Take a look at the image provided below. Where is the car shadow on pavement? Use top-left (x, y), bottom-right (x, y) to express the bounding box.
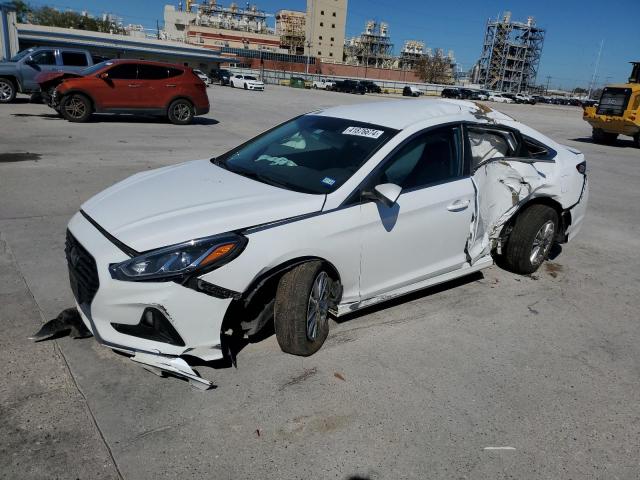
top-left (12, 112), bottom-right (61, 120)
top-left (570, 137), bottom-right (637, 148)
top-left (85, 115), bottom-right (220, 125)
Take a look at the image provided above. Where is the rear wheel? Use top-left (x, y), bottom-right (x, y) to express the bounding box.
top-left (274, 262), bottom-right (331, 356)
top-left (633, 133), bottom-right (640, 148)
top-left (0, 78), bottom-right (16, 103)
top-left (592, 128), bottom-right (618, 145)
top-left (167, 99), bottom-right (194, 125)
top-left (502, 204), bottom-right (558, 274)
top-left (60, 93), bottom-right (92, 122)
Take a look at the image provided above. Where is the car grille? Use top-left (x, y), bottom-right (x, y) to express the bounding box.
top-left (65, 230), bottom-right (99, 310)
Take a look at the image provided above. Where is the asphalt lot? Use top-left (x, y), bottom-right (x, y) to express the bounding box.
top-left (1, 85), bottom-right (639, 479)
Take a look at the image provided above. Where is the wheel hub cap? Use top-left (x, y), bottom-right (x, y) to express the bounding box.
top-left (64, 97), bottom-right (86, 118)
top-left (173, 103), bottom-right (191, 121)
top-left (306, 272), bottom-right (330, 341)
top-left (530, 220), bottom-right (555, 266)
top-left (0, 82), bottom-right (11, 100)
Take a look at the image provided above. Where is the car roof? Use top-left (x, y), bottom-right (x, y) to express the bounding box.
top-left (104, 59), bottom-right (186, 68)
top-left (316, 99), bottom-right (493, 130)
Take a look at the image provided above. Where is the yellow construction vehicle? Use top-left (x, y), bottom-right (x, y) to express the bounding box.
top-left (583, 62), bottom-right (640, 148)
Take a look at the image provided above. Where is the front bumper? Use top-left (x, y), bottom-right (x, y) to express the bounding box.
top-left (248, 84), bottom-right (265, 91)
top-left (67, 212), bottom-right (231, 362)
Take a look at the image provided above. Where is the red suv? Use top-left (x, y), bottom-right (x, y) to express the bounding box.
top-left (43, 59), bottom-right (209, 124)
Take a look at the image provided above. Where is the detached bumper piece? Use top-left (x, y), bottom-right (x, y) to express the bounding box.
top-left (132, 352), bottom-right (214, 391)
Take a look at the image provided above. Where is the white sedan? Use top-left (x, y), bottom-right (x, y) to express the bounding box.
top-left (230, 74), bottom-right (265, 91)
top-left (64, 99), bottom-right (588, 388)
top-left (489, 93), bottom-right (515, 103)
top-left (192, 69), bottom-right (211, 86)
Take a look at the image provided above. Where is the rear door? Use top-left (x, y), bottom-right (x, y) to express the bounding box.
top-left (137, 64), bottom-right (173, 109)
top-left (59, 51), bottom-right (90, 73)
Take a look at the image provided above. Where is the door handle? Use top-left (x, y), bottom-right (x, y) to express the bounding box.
top-left (165, 84), bottom-right (177, 87)
top-left (447, 200), bottom-right (470, 212)
top-left (127, 84), bottom-right (141, 88)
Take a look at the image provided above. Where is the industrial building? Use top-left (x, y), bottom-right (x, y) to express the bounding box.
top-left (275, 10), bottom-right (305, 55)
top-left (344, 20), bottom-right (394, 68)
top-left (304, 0), bottom-right (348, 62)
top-left (476, 11), bottom-right (545, 93)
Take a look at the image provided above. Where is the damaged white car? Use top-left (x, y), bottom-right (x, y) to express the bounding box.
top-left (64, 99), bottom-right (587, 388)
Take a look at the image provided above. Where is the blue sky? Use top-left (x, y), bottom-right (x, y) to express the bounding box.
top-left (28, 0), bottom-right (640, 89)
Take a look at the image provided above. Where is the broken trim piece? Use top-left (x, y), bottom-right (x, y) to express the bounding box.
top-left (132, 352), bottom-right (214, 390)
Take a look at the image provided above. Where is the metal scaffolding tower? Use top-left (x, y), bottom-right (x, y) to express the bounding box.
top-left (275, 10), bottom-right (305, 55)
top-left (478, 12), bottom-right (545, 92)
top-left (344, 21), bottom-right (394, 68)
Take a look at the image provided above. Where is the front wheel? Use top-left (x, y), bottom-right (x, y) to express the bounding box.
top-left (502, 204), bottom-right (558, 274)
top-left (633, 133), bottom-right (640, 149)
top-left (244, 83), bottom-right (248, 90)
top-left (60, 93), bottom-right (92, 122)
top-left (0, 78), bottom-right (16, 103)
top-left (274, 262), bottom-right (331, 356)
top-left (167, 99), bottom-right (194, 125)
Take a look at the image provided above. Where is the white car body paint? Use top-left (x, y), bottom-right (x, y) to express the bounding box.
top-left (66, 99), bottom-right (588, 386)
top-left (489, 94), bottom-right (514, 103)
top-left (313, 79), bottom-right (336, 90)
top-left (230, 74), bottom-right (265, 91)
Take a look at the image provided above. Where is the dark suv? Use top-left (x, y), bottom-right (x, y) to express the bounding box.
top-left (333, 79), bottom-right (366, 94)
top-left (359, 80), bottom-right (382, 94)
top-left (440, 88), bottom-right (460, 99)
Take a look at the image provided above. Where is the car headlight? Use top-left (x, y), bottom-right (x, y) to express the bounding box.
top-left (109, 233), bottom-right (247, 282)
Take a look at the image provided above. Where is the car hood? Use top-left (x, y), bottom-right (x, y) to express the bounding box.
top-left (36, 71), bottom-right (83, 88)
top-left (0, 62), bottom-right (17, 73)
top-left (246, 80), bottom-right (264, 85)
top-left (82, 159), bottom-right (325, 252)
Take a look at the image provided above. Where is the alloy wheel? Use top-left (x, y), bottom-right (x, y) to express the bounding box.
top-left (64, 96), bottom-right (86, 119)
top-left (306, 272), bottom-right (330, 341)
top-left (530, 220), bottom-right (555, 266)
top-left (0, 81), bottom-right (13, 101)
top-left (172, 102), bottom-right (191, 122)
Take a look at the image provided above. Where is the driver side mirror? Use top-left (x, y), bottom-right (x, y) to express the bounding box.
top-left (25, 57), bottom-right (36, 66)
top-left (99, 72), bottom-right (109, 80)
top-left (362, 183), bottom-right (402, 208)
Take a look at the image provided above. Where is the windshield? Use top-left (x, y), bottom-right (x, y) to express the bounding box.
top-left (80, 60), bottom-right (113, 76)
top-left (245, 75), bottom-right (257, 81)
top-left (9, 48), bottom-right (35, 62)
top-left (215, 115), bottom-right (397, 194)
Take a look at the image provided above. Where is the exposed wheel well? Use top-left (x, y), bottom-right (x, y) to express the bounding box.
top-left (221, 257), bottom-right (342, 338)
top-left (0, 75), bottom-right (19, 91)
top-left (500, 197), bottom-right (569, 246)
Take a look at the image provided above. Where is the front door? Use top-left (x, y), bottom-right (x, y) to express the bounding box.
top-left (21, 49), bottom-right (58, 91)
top-left (358, 125), bottom-right (475, 300)
top-left (97, 63), bottom-right (141, 109)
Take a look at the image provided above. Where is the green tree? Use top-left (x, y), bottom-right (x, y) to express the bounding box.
top-left (11, 2), bottom-right (125, 34)
top-left (10, 0), bottom-right (30, 23)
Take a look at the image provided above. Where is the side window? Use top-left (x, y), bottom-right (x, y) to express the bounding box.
top-left (30, 50), bottom-right (56, 65)
top-left (467, 128), bottom-right (515, 170)
top-left (107, 64), bottom-right (138, 79)
top-left (138, 64), bottom-right (169, 80)
top-left (167, 67), bottom-right (183, 78)
top-left (377, 126), bottom-right (463, 190)
top-left (61, 51), bottom-right (88, 67)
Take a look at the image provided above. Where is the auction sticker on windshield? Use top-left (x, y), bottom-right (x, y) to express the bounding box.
top-left (343, 126), bottom-right (384, 139)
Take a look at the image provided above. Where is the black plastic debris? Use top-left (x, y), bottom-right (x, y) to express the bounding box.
top-left (29, 308), bottom-right (92, 342)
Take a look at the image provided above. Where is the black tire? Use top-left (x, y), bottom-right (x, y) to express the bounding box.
top-left (592, 128), bottom-right (618, 145)
top-left (633, 133), bottom-right (640, 149)
top-left (274, 261), bottom-right (331, 356)
top-left (244, 83), bottom-right (248, 90)
top-left (60, 93), bottom-right (92, 122)
top-left (0, 78), bottom-right (16, 103)
top-left (502, 204), bottom-right (559, 274)
top-left (167, 99), bottom-right (194, 125)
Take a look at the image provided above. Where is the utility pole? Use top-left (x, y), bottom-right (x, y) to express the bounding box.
top-left (545, 75), bottom-right (551, 95)
top-left (305, 41), bottom-right (311, 75)
top-left (588, 39), bottom-right (604, 99)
